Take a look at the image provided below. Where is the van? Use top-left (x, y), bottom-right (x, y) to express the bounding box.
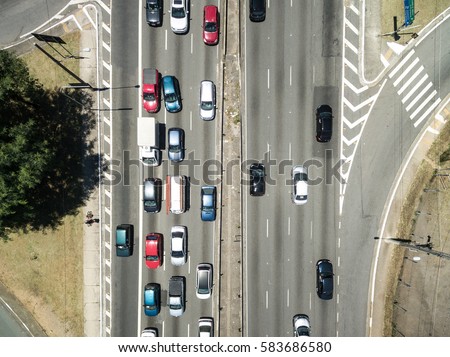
top-left (170, 175), bottom-right (186, 214)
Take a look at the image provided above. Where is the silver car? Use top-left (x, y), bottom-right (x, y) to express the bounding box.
top-left (199, 80), bottom-right (216, 120)
top-left (196, 263), bottom-right (213, 299)
top-left (170, 225), bottom-right (187, 266)
top-left (292, 165), bottom-right (308, 205)
top-left (168, 127), bottom-right (185, 162)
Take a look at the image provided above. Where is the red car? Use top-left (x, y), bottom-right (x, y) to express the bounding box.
top-left (142, 68), bottom-right (160, 113)
top-left (145, 233), bottom-right (163, 269)
top-left (202, 5), bottom-right (219, 45)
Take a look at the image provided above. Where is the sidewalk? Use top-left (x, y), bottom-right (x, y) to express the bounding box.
top-left (361, 1), bottom-right (450, 336)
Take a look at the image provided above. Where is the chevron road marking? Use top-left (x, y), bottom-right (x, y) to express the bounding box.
top-left (345, 17), bottom-right (359, 35)
top-left (344, 38), bottom-right (358, 54)
top-left (344, 58), bottom-right (358, 74)
top-left (342, 112), bottom-right (369, 129)
top-left (344, 78), bottom-right (368, 94)
top-left (343, 94), bottom-right (378, 112)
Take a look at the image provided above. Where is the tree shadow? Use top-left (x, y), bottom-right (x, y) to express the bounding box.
top-left (1, 87), bottom-right (103, 238)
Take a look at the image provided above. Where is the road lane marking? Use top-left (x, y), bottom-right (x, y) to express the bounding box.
top-left (165, 30), bottom-right (168, 50)
top-left (289, 142), bottom-right (292, 160)
top-left (266, 291), bottom-right (269, 309)
top-left (337, 256), bottom-right (340, 267)
top-left (162, 321), bottom-right (165, 337)
top-left (191, 33), bottom-right (193, 54)
top-left (187, 324), bottom-right (190, 337)
top-left (289, 65), bottom-right (292, 86)
top-left (309, 293), bottom-right (312, 310)
top-left (287, 289), bottom-right (290, 307)
top-left (266, 219), bottom-right (269, 238)
top-left (267, 69), bottom-right (270, 89)
top-left (337, 293), bottom-right (339, 304)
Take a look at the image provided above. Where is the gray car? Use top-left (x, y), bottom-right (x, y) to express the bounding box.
top-left (168, 127), bottom-right (185, 162)
top-left (145, 0), bottom-right (163, 27)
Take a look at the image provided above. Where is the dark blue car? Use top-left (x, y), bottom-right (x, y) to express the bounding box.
top-left (200, 186), bottom-right (216, 221)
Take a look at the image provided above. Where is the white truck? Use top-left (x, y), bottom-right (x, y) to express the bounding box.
top-left (168, 276), bottom-right (185, 317)
top-left (137, 117), bottom-right (161, 166)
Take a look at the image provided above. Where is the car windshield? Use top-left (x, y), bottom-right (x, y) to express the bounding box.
top-left (145, 200), bottom-right (156, 208)
top-left (166, 93), bottom-right (177, 102)
top-left (170, 144), bottom-right (181, 152)
top-left (143, 157), bottom-right (157, 165)
top-left (201, 101), bottom-right (213, 110)
top-left (144, 93), bottom-right (155, 101)
top-left (172, 8), bottom-right (185, 18)
top-left (149, 4), bottom-right (158, 12)
top-left (146, 255), bottom-right (158, 261)
top-left (205, 22), bottom-right (216, 32)
top-left (297, 327), bottom-right (310, 336)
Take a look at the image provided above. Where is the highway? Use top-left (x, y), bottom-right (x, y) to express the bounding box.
top-left (243, 1), bottom-right (342, 337)
top-left (110, 0), bottom-right (221, 337)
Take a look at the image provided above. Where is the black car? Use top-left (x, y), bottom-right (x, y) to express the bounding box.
top-left (249, 0), bottom-right (266, 22)
top-left (250, 163), bottom-right (265, 196)
top-left (316, 259), bottom-right (334, 300)
top-left (143, 178), bottom-right (162, 213)
top-left (316, 104), bottom-right (333, 142)
top-left (146, 0), bottom-right (163, 27)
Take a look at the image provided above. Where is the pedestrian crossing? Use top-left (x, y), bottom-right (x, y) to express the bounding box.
top-left (388, 50), bottom-right (441, 127)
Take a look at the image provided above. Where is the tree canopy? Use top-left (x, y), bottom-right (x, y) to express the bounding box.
top-left (0, 50), bottom-right (99, 239)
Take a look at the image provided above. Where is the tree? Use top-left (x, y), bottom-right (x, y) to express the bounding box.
top-left (0, 50), bottom-right (99, 239)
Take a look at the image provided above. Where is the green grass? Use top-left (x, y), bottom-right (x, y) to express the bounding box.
top-left (0, 30), bottom-right (84, 336)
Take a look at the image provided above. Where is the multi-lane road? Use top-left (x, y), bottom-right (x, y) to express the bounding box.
top-left (110, 0), bottom-right (220, 337)
top-left (244, 1), bottom-right (342, 337)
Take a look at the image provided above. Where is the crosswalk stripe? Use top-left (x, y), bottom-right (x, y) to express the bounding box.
top-left (398, 66), bottom-right (424, 94)
top-left (389, 50), bottom-right (415, 78)
top-left (410, 90), bottom-right (437, 119)
top-left (402, 75), bottom-right (428, 104)
top-left (414, 98), bottom-right (441, 127)
top-left (393, 57), bottom-right (419, 87)
top-left (406, 82), bottom-right (432, 111)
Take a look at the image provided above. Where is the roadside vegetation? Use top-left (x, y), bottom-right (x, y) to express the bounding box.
top-left (0, 31), bottom-right (94, 336)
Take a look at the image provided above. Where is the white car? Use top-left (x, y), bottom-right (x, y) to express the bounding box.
top-left (170, 225), bottom-right (187, 266)
top-left (292, 165), bottom-right (308, 205)
top-left (293, 314), bottom-right (311, 337)
top-left (198, 317), bottom-right (214, 337)
top-left (170, 0), bottom-right (189, 34)
top-left (199, 80), bottom-right (216, 120)
top-left (141, 327), bottom-right (158, 337)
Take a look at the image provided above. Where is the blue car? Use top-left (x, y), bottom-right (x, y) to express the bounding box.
top-left (144, 283), bottom-right (161, 316)
top-left (201, 186), bottom-right (216, 221)
top-left (162, 75), bottom-right (182, 113)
